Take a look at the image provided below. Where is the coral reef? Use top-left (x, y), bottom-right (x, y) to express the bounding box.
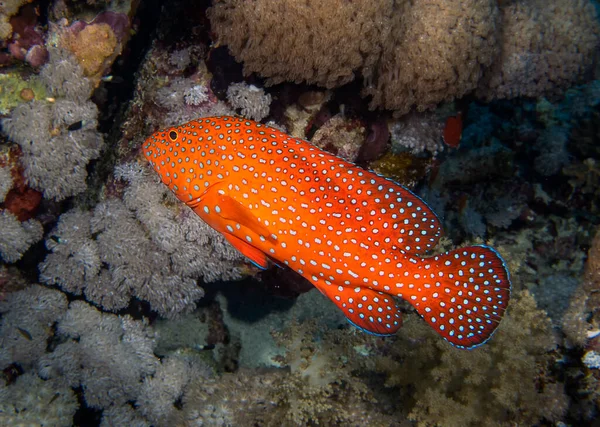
top-left (0, 372), bottom-right (79, 427)
top-left (1, 48), bottom-right (103, 200)
top-left (0, 0), bottom-right (32, 41)
top-left (378, 291), bottom-right (568, 427)
top-left (478, 0), bottom-right (600, 100)
top-left (226, 81), bottom-right (272, 121)
top-left (365, 0), bottom-right (499, 115)
top-left (209, 0), bottom-right (391, 88)
top-left (310, 114), bottom-right (366, 162)
top-left (0, 0), bottom-right (598, 425)
top-left (0, 210), bottom-right (43, 263)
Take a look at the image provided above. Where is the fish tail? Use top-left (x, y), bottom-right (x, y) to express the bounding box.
top-left (401, 245), bottom-right (511, 348)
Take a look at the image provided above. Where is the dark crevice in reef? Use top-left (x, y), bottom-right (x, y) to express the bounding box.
top-left (84, 0), bottom-right (164, 207)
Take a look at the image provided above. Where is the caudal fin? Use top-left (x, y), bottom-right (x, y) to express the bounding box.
top-left (403, 245), bottom-right (511, 349)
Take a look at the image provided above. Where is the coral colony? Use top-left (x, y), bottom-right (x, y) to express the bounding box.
top-left (0, 0), bottom-right (599, 426)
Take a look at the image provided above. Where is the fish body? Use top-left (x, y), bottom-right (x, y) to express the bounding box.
top-left (443, 112), bottom-right (463, 148)
top-left (144, 116), bottom-right (511, 348)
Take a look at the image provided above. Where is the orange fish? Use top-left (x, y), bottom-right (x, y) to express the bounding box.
top-left (443, 112), bottom-right (463, 148)
top-left (143, 116), bottom-right (511, 348)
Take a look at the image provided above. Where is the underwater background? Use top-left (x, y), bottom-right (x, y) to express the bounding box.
top-left (0, 0), bottom-right (599, 425)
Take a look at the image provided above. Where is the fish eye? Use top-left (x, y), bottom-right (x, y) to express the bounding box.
top-left (169, 130), bottom-right (178, 141)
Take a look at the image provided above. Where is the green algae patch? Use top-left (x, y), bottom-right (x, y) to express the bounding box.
top-left (0, 72), bottom-right (48, 115)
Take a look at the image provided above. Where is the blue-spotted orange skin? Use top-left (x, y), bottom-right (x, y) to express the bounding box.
top-left (143, 116), bottom-right (511, 348)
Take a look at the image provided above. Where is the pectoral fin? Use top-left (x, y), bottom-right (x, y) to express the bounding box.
top-left (222, 232), bottom-right (269, 269)
top-left (189, 183), bottom-right (276, 244)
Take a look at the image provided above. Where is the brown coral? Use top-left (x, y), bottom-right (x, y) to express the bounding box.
top-left (0, 0), bottom-right (32, 41)
top-left (62, 22), bottom-right (117, 78)
top-left (208, 0), bottom-right (393, 88)
top-left (478, 0), bottom-right (600, 100)
top-left (563, 227), bottom-right (600, 346)
top-left (174, 321), bottom-right (400, 426)
top-left (210, 0), bottom-right (600, 115)
top-left (377, 291), bottom-right (568, 427)
top-left (364, 0), bottom-right (499, 115)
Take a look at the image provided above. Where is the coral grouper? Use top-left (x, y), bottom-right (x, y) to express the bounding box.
top-left (144, 116), bottom-right (511, 348)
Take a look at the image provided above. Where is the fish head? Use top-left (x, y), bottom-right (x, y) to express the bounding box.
top-left (142, 124), bottom-right (207, 202)
top-left (143, 126), bottom-right (179, 186)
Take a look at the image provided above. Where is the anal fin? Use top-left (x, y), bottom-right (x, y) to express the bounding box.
top-left (308, 277), bottom-right (402, 336)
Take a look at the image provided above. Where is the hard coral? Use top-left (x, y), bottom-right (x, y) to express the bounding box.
top-left (209, 0), bottom-right (392, 88)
